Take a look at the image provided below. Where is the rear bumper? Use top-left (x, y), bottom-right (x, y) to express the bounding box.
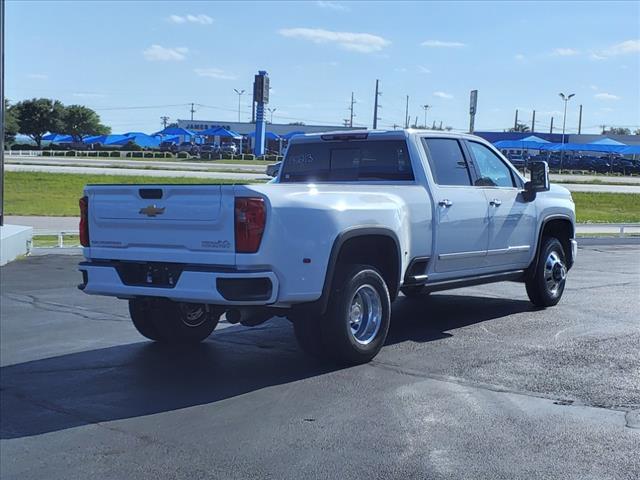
top-left (78, 261), bottom-right (279, 305)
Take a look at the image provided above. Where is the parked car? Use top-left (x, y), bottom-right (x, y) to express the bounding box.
top-left (78, 130), bottom-right (576, 365)
top-left (220, 142), bottom-right (237, 155)
top-left (159, 141), bottom-right (175, 152)
top-left (172, 142), bottom-right (200, 155)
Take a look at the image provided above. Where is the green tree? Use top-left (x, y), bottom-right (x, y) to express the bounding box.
top-left (62, 105), bottom-right (111, 142)
top-left (634, 129), bottom-right (640, 135)
top-left (14, 98), bottom-right (65, 148)
top-left (604, 127), bottom-right (631, 135)
top-left (62, 105), bottom-right (110, 142)
top-left (508, 122), bottom-right (531, 133)
top-left (4, 99), bottom-right (19, 144)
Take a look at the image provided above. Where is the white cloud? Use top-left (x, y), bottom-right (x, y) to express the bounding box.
top-left (514, 53), bottom-right (525, 61)
top-left (278, 28), bottom-right (390, 53)
top-left (72, 92), bottom-right (106, 98)
top-left (601, 39), bottom-right (640, 56)
top-left (433, 91), bottom-right (453, 99)
top-left (590, 85), bottom-right (598, 91)
top-left (600, 107), bottom-right (614, 112)
top-left (421, 40), bottom-right (466, 48)
top-left (590, 53), bottom-right (606, 61)
top-left (594, 93), bottom-right (620, 101)
top-left (418, 65), bottom-right (431, 74)
top-left (395, 67), bottom-right (408, 73)
top-left (143, 45), bottom-right (188, 61)
top-left (168, 14), bottom-right (213, 25)
top-left (552, 48), bottom-right (579, 56)
top-left (316, 1), bottom-right (349, 11)
top-left (27, 73), bottom-right (48, 79)
top-left (194, 68), bottom-right (236, 80)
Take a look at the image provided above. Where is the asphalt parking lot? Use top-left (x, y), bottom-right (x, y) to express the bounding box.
top-left (1, 245), bottom-right (639, 479)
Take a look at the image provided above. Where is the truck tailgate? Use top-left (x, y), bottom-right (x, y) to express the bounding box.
top-left (85, 184), bottom-right (236, 265)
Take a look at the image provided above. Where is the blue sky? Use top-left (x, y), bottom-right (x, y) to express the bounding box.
top-left (6, 0), bottom-right (640, 134)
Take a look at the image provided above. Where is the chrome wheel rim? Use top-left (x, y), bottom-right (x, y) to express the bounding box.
top-left (180, 304), bottom-right (207, 328)
top-left (544, 251), bottom-right (566, 297)
top-left (348, 284), bottom-right (382, 345)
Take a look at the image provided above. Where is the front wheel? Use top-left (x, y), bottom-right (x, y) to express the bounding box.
top-left (526, 237), bottom-right (567, 307)
top-left (322, 265), bottom-right (391, 365)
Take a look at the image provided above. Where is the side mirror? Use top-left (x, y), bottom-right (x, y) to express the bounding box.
top-left (524, 161), bottom-right (550, 201)
top-left (266, 161), bottom-right (282, 178)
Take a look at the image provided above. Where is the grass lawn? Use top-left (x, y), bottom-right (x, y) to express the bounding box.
top-left (4, 172), bottom-right (640, 223)
top-left (4, 172), bottom-right (259, 216)
top-left (572, 192), bottom-right (640, 223)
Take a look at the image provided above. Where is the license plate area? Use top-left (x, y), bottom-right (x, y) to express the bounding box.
top-left (115, 262), bottom-right (184, 288)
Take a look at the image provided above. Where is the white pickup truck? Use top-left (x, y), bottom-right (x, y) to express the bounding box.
top-left (78, 130), bottom-right (577, 364)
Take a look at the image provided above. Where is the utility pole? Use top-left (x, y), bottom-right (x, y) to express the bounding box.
top-left (160, 116), bottom-right (169, 128)
top-left (422, 104), bottom-right (431, 129)
top-left (550, 117), bottom-right (554, 133)
top-left (404, 95), bottom-right (409, 129)
top-left (531, 110), bottom-right (536, 133)
top-left (439, 120), bottom-right (443, 130)
top-left (190, 102), bottom-right (196, 121)
top-left (349, 92), bottom-right (356, 128)
top-left (514, 109), bottom-right (519, 129)
top-left (234, 88), bottom-right (245, 123)
top-left (578, 104), bottom-right (583, 134)
top-left (373, 79), bottom-right (381, 129)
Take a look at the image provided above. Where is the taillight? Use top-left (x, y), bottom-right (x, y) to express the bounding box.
top-left (235, 197), bottom-right (266, 253)
top-left (79, 196), bottom-right (90, 247)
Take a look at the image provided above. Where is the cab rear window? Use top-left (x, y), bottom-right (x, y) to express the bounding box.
top-left (280, 140), bottom-right (413, 182)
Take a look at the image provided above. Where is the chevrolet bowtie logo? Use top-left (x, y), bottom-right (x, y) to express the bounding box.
top-left (139, 205), bottom-right (166, 217)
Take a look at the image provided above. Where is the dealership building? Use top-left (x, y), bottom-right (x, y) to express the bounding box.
top-left (176, 119), bottom-right (355, 137)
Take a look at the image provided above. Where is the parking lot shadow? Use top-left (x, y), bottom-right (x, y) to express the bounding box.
top-left (1, 293), bottom-right (532, 440)
top-left (386, 293), bottom-right (533, 345)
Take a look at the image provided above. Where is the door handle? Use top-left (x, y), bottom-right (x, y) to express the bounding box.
top-left (439, 199), bottom-right (453, 207)
top-left (489, 199), bottom-right (502, 207)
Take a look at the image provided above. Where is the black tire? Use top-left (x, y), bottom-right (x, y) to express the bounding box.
top-left (292, 315), bottom-right (327, 359)
top-left (400, 285), bottom-right (430, 298)
top-left (129, 298), bottom-right (163, 341)
top-left (526, 237), bottom-right (567, 307)
top-left (322, 264), bottom-right (391, 365)
top-left (128, 298), bottom-right (221, 343)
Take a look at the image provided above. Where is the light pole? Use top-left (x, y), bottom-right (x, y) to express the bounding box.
top-left (267, 107), bottom-right (277, 124)
top-left (422, 104), bottom-right (431, 129)
top-left (234, 88), bottom-right (245, 122)
top-left (559, 92), bottom-right (575, 173)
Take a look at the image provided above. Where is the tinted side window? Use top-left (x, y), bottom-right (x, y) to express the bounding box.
top-left (467, 142), bottom-right (515, 187)
top-left (281, 140), bottom-right (413, 182)
top-left (422, 138), bottom-right (471, 186)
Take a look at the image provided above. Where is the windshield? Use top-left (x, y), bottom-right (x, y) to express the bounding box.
top-left (280, 140), bottom-right (413, 182)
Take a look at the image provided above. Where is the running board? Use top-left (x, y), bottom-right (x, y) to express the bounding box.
top-left (422, 270), bottom-right (525, 293)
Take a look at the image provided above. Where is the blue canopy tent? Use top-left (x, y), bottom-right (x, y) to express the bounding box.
top-left (42, 133), bottom-right (74, 143)
top-left (620, 145), bottom-right (640, 155)
top-left (154, 126), bottom-right (195, 137)
top-left (199, 127), bottom-right (242, 139)
top-left (494, 135), bottom-right (550, 150)
top-left (83, 134), bottom-right (130, 145)
top-left (590, 137), bottom-right (626, 146)
top-left (553, 143), bottom-right (626, 153)
top-left (109, 133), bottom-right (161, 148)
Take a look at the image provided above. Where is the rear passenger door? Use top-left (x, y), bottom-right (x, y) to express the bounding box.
top-left (465, 140), bottom-right (536, 269)
top-left (422, 138), bottom-right (489, 275)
